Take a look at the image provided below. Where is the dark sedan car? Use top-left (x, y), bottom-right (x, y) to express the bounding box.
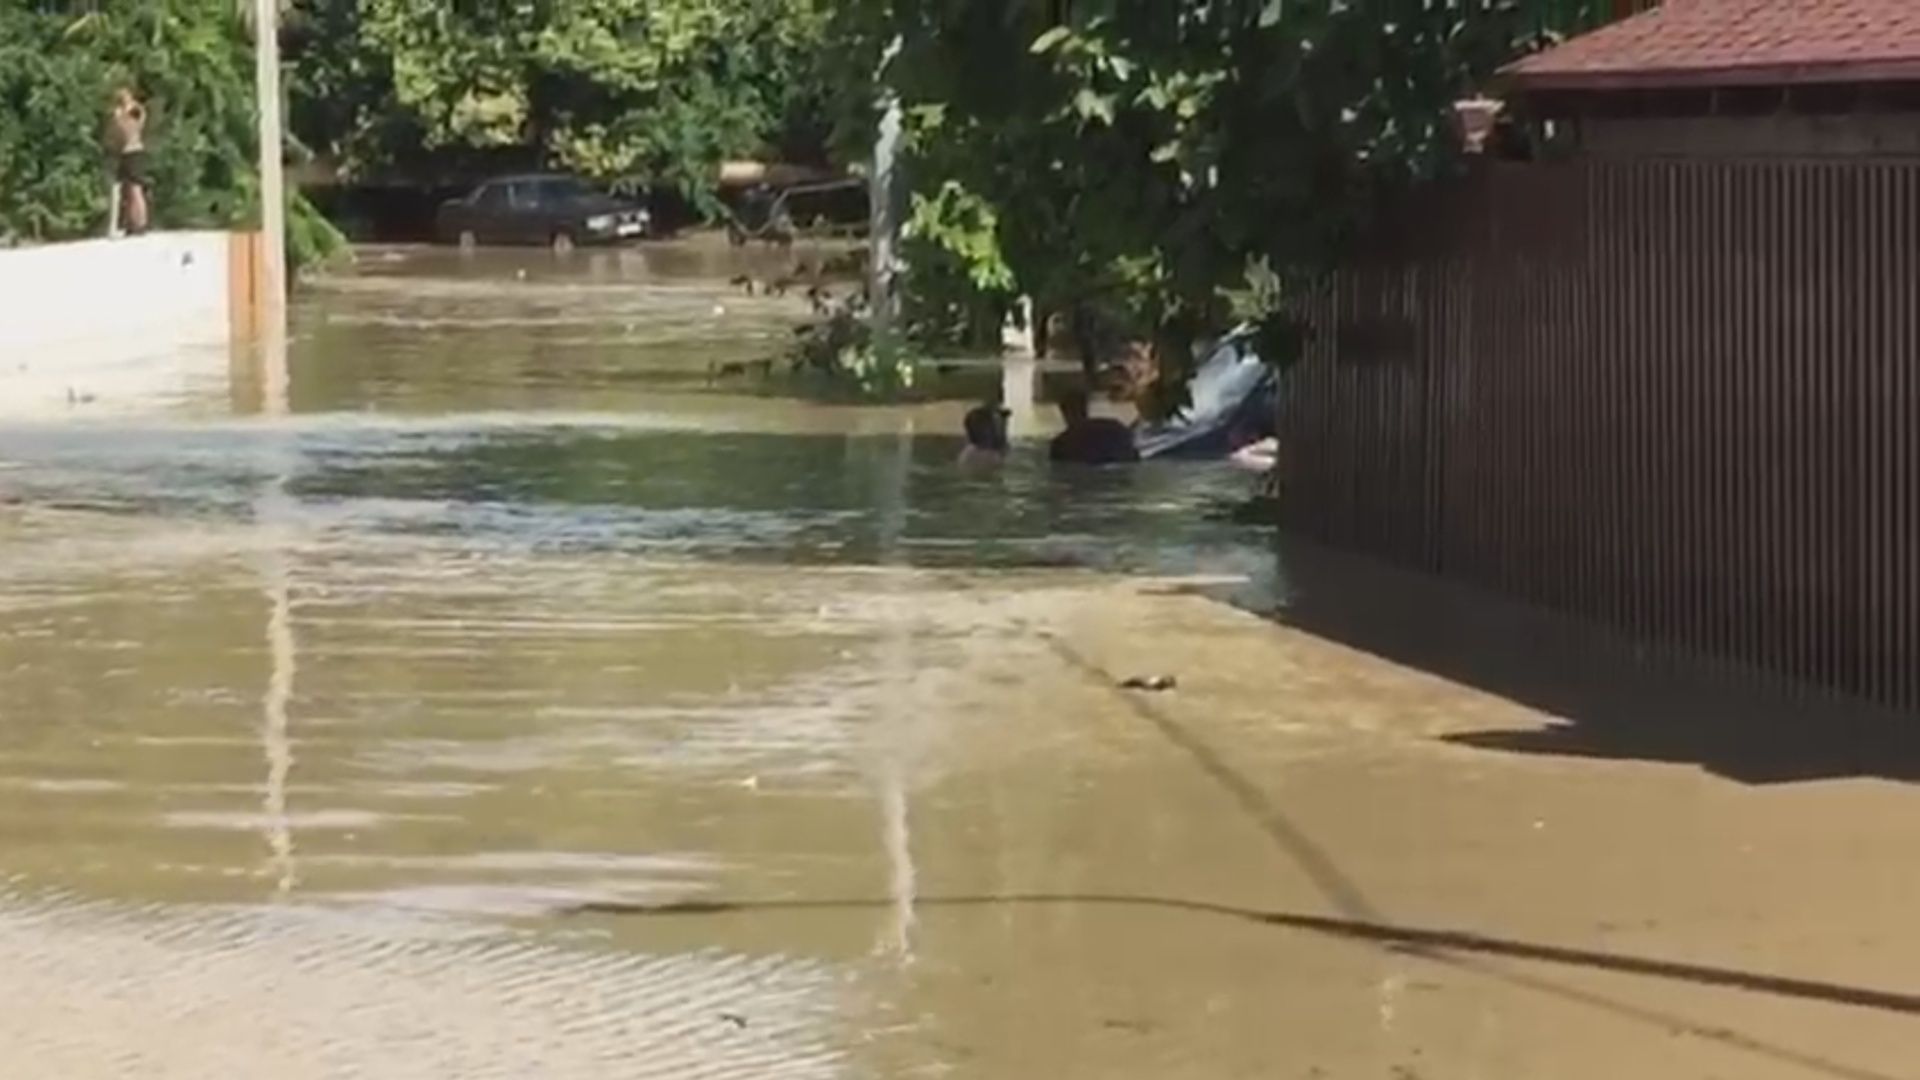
top-left (435, 174), bottom-right (652, 252)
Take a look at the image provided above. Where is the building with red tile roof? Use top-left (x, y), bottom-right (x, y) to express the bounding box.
top-left (1498, 0), bottom-right (1920, 160)
top-left (1279, 3), bottom-right (1920, 713)
top-left (1505, 0), bottom-right (1920, 91)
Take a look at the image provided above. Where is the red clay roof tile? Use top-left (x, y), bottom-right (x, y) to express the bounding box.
top-left (1504, 0), bottom-right (1920, 90)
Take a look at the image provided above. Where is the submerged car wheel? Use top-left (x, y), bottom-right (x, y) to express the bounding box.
top-left (457, 229), bottom-right (478, 251)
top-left (550, 229), bottom-right (576, 255)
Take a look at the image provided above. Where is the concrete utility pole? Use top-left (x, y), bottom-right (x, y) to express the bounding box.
top-left (253, 0), bottom-right (288, 342)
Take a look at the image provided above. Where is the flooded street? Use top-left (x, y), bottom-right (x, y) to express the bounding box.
top-left (4, 241), bottom-right (1919, 1079)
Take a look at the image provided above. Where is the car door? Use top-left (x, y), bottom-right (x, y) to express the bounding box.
top-left (537, 178), bottom-right (589, 238)
top-left (469, 182), bottom-right (513, 244)
top-left (506, 180), bottom-right (550, 244)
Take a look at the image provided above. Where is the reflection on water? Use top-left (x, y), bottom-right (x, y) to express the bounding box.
top-left (871, 421), bottom-right (919, 962)
top-left (258, 533), bottom-right (296, 897)
top-left (0, 241), bottom-right (1285, 1078)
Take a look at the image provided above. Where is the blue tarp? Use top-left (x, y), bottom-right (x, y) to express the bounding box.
top-left (1133, 328), bottom-right (1276, 460)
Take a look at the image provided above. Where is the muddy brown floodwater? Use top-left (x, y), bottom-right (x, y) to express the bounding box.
top-left (3, 240), bottom-right (1919, 1080)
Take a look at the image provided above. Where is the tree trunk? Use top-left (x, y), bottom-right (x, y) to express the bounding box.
top-left (1068, 302), bottom-right (1102, 382)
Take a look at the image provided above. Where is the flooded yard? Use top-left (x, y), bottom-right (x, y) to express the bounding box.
top-left (2, 241), bottom-right (1917, 1079)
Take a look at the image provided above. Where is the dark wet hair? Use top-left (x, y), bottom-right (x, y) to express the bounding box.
top-left (963, 404), bottom-right (1009, 450)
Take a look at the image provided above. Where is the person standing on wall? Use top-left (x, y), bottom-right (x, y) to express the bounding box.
top-left (107, 86), bottom-right (149, 236)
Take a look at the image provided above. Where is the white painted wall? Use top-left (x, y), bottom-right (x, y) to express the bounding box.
top-left (0, 232), bottom-right (234, 419)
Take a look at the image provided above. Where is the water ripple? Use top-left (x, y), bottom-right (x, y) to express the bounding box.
top-left (0, 884), bottom-right (851, 1079)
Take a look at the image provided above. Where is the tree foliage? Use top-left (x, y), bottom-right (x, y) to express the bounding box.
top-left (826, 0), bottom-right (1565, 408)
top-left (287, 0), bottom-right (834, 203)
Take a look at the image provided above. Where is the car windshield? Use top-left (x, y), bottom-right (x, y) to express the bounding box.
top-left (538, 178), bottom-right (598, 204)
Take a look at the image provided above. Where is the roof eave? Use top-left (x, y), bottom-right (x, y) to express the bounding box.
top-left (1503, 58), bottom-right (1920, 95)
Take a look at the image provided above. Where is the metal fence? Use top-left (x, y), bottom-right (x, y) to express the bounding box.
top-left (1281, 158), bottom-right (1920, 711)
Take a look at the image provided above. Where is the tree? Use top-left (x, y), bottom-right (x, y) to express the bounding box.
top-left (825, 0), bottom-right (1567, 412)
top-left (286, 0), bottom-right (834, 205)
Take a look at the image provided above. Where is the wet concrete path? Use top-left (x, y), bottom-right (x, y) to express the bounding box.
top-left (2, 242), bottom-right (1917, 1078)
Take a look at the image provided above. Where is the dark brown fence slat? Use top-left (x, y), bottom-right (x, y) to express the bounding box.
top-left (1893, 160), bottom-right (1912, 710)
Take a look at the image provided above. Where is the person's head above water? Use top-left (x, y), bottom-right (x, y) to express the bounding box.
top-left (1056, 387), bottom-right (1091, 426)
top-left (963, 403), bottom-right (1011, 452)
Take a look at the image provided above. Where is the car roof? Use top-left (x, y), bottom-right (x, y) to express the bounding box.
top-left (478, 173), bottom-right (588, 186)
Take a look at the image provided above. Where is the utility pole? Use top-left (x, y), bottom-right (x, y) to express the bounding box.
top-left (868, 36), bottom-right (904, 362)
top-left (253, 0), bottom-right (287, 345)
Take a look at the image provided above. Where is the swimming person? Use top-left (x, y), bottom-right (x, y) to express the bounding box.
top-left (1048, 388), bottom-right (1139, 465)
top-left (1230, 436), bottom-right (1279, 472)
top-left (959, 402), bottom-right (1011, 469)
